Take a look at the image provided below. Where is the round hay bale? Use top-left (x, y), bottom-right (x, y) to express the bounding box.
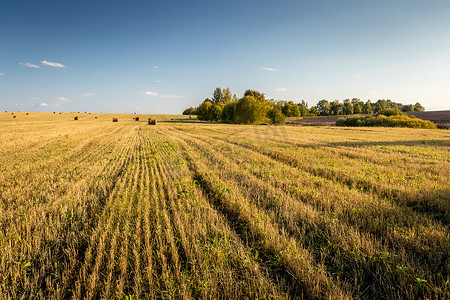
top-left (74, 116), bottom-right (79, 120)
top-left (13, 116), bottom-right (16, 118)
top-left (135, 117), bottom-right (140, 121)
top-left (112, 118), bottom-right (118, 122)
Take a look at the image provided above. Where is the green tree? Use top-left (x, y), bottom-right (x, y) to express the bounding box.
top-left (235, 95), bottom-right (270, 124)
top-left (298, 100), bottom-right (309, 116)
top-left (182, 107), bottom-right (197, 115)
top-left (414, 102), bottom-right (425, 112)
top-left (330, 100), bottom-right (343, 115)
top-left (316, 99), bottom-right (331, 116)
top-left (268, 107), bottom-right (285, 124)
top-left (212, 88), bottom-right (223, 104)
top-left (209, 103), bottom-right (224, 121)
top-left (196, 99), bottom-right (213, 120)
top-left (309, 106), bottom-right (318, 116)
top-left (343, 99), bottom-right (354, 115)
top-left (363, 100), bottom-right (373, 114)
top-left (221, 101), bottom-right (237, 123)
top-left (402, 104), bottom-right (414, 112)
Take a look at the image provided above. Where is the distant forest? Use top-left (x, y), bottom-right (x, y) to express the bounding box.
top-left (183, 87), bottom-right (425, 124)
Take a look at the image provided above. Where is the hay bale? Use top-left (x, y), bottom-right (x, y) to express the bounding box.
top-left (135, 117), bottom-right (140, 121)
top-left (148, 118), bottom-right (157, 125)
top-left (112, 118), bottom-right (118, 122)
top-left (95, 116), bottom-right (98, 119)
top-left (26, 113), bottom-right (29, 115)
top-left (74, 116), bottom-right (79, 120)
top-left (13, 116), bottom-right (16, 118)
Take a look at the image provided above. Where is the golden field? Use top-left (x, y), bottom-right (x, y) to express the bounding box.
top-left (0, 112), bottom-right (449, 299)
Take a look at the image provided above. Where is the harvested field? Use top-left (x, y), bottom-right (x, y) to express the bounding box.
top-left (0, 113), bottom-right (449, 299)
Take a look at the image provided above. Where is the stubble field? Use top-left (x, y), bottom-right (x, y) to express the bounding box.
top-left (0, 112), bottom-right (449, 299)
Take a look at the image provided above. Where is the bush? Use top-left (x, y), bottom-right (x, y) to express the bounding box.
top-left (378, 108), bottom-right (404, 117)
top-left (337, 114), bottom-right (437, 129)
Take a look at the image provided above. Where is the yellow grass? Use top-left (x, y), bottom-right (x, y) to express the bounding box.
top-left (0, 112), bottom-right (449, 299)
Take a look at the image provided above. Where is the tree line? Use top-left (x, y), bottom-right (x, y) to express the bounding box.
top-left (183, 87), bottom-right (425, 124)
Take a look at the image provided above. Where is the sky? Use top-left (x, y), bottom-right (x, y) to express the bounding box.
top-left (1, 0), bottom-right (450, 113)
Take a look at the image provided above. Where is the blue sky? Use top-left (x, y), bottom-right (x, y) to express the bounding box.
top-left (1, 0), bottom-right (449, 113)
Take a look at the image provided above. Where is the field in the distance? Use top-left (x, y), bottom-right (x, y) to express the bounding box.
top-left (0, 112), bottom-right (449, 299)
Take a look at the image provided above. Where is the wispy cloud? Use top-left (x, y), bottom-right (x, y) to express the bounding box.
top-left (355, 75), bottom-right (361, 79)
top-left (56, 97), bottom-right (71, 103)
top-left (81, 93), bottom-right (94, 97)
top-left (31, 97), bottom-right (39, 100)
top-left (0, 73), bottom-right (4, 76)
top-left (261, 67), bottom-right (279, 72)
top-left (143, 91), bottom-right (159, 96)
top-left (20, 62), bottom-right (40, 68)
top-left (39, 103), bottom-right (48, 107)
top-left (154, 80), bottom-right (161, 83)
top-left (41, 60), bottom-right (66, 68)
top-left (275, 88), bottom-right (287, 92)
top-left (154, 66), bottom-right (159, 69)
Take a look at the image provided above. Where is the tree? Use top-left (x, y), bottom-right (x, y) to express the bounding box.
top-left (298, 100), bottom-right (309, 116)
top-left (282, 101), bottom-right (300, 117)
top-left (316, 100), bottom-right (331, 116)
top-left (221, 101), bottom-right (237, 123)
top-left (244, 89), bottom-right (265, 101)
top-left (268, 107), bottom-right (285, 124)
top-left (343, 99), bottom-right (354, 115)
top-left (212, 88), bottom-right (223, 104)
top-left (330, 100), bottom-right (343, 115)
top-left (402, 104), bottom-right (414, 112)
top-left (309, 106), bottom-right (318, 116)
top-left (182, 107), bottom-right (197, 115)
top-left (414, 102), bottom-right (425, 112)
top-left (235, 95), bottom-right (270, 124)
top-left (373, 100), bottom-right (387, 113)
top-left (351, 98), bottom-right (362, 114)
top-left (196, 99), bottom-right (213, 120)
top-left (363, 100), bottom-right (373, 114)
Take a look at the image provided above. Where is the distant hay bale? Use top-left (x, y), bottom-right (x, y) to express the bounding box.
top-left (53, 112), bottom-right (56, 114)
top-left (26, 113), bottom-right (29, 115)
top-left (74, 116), bottom-right (79, 120)
top-left (135, 117), bottom-right (140, 121)
top-left (148, 118), bottom-right (157, 125)
top-left (13, 116), bottom-right (16, 118)
top-left (113, 118), bottom-right (118, 122)
top-left (95, 116), bottom-right (97, 119)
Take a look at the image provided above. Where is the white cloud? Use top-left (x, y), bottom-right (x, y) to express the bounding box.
top-left (370, 91), bottom-right (377, 95)
top-left (0, 73), bottom-right (4, 76)
top-left (56, 97), bottom-right (71, 103)
top-left (20, 62), bottom-right (40, 68)
top-left (355, 75), bottom-right (361, 79)
top-left (41, 60), bottom-right (66, 68)
top-left (143, 91), bottom-right (159, 96)
top-left (39, 103), bottom-right (48, 106)
top-left (154, 66), bottom-right (159, 69)
top-left (81, 93), bottom-right (94, 97)
top-left (275, 88), bottom-right (287, 92)
top-left (261, 67), bottom-right (279, 72)
top-left (154, 80), bottom-right (161, 83)
top-left (31, 97), bottom-right (39, 100)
